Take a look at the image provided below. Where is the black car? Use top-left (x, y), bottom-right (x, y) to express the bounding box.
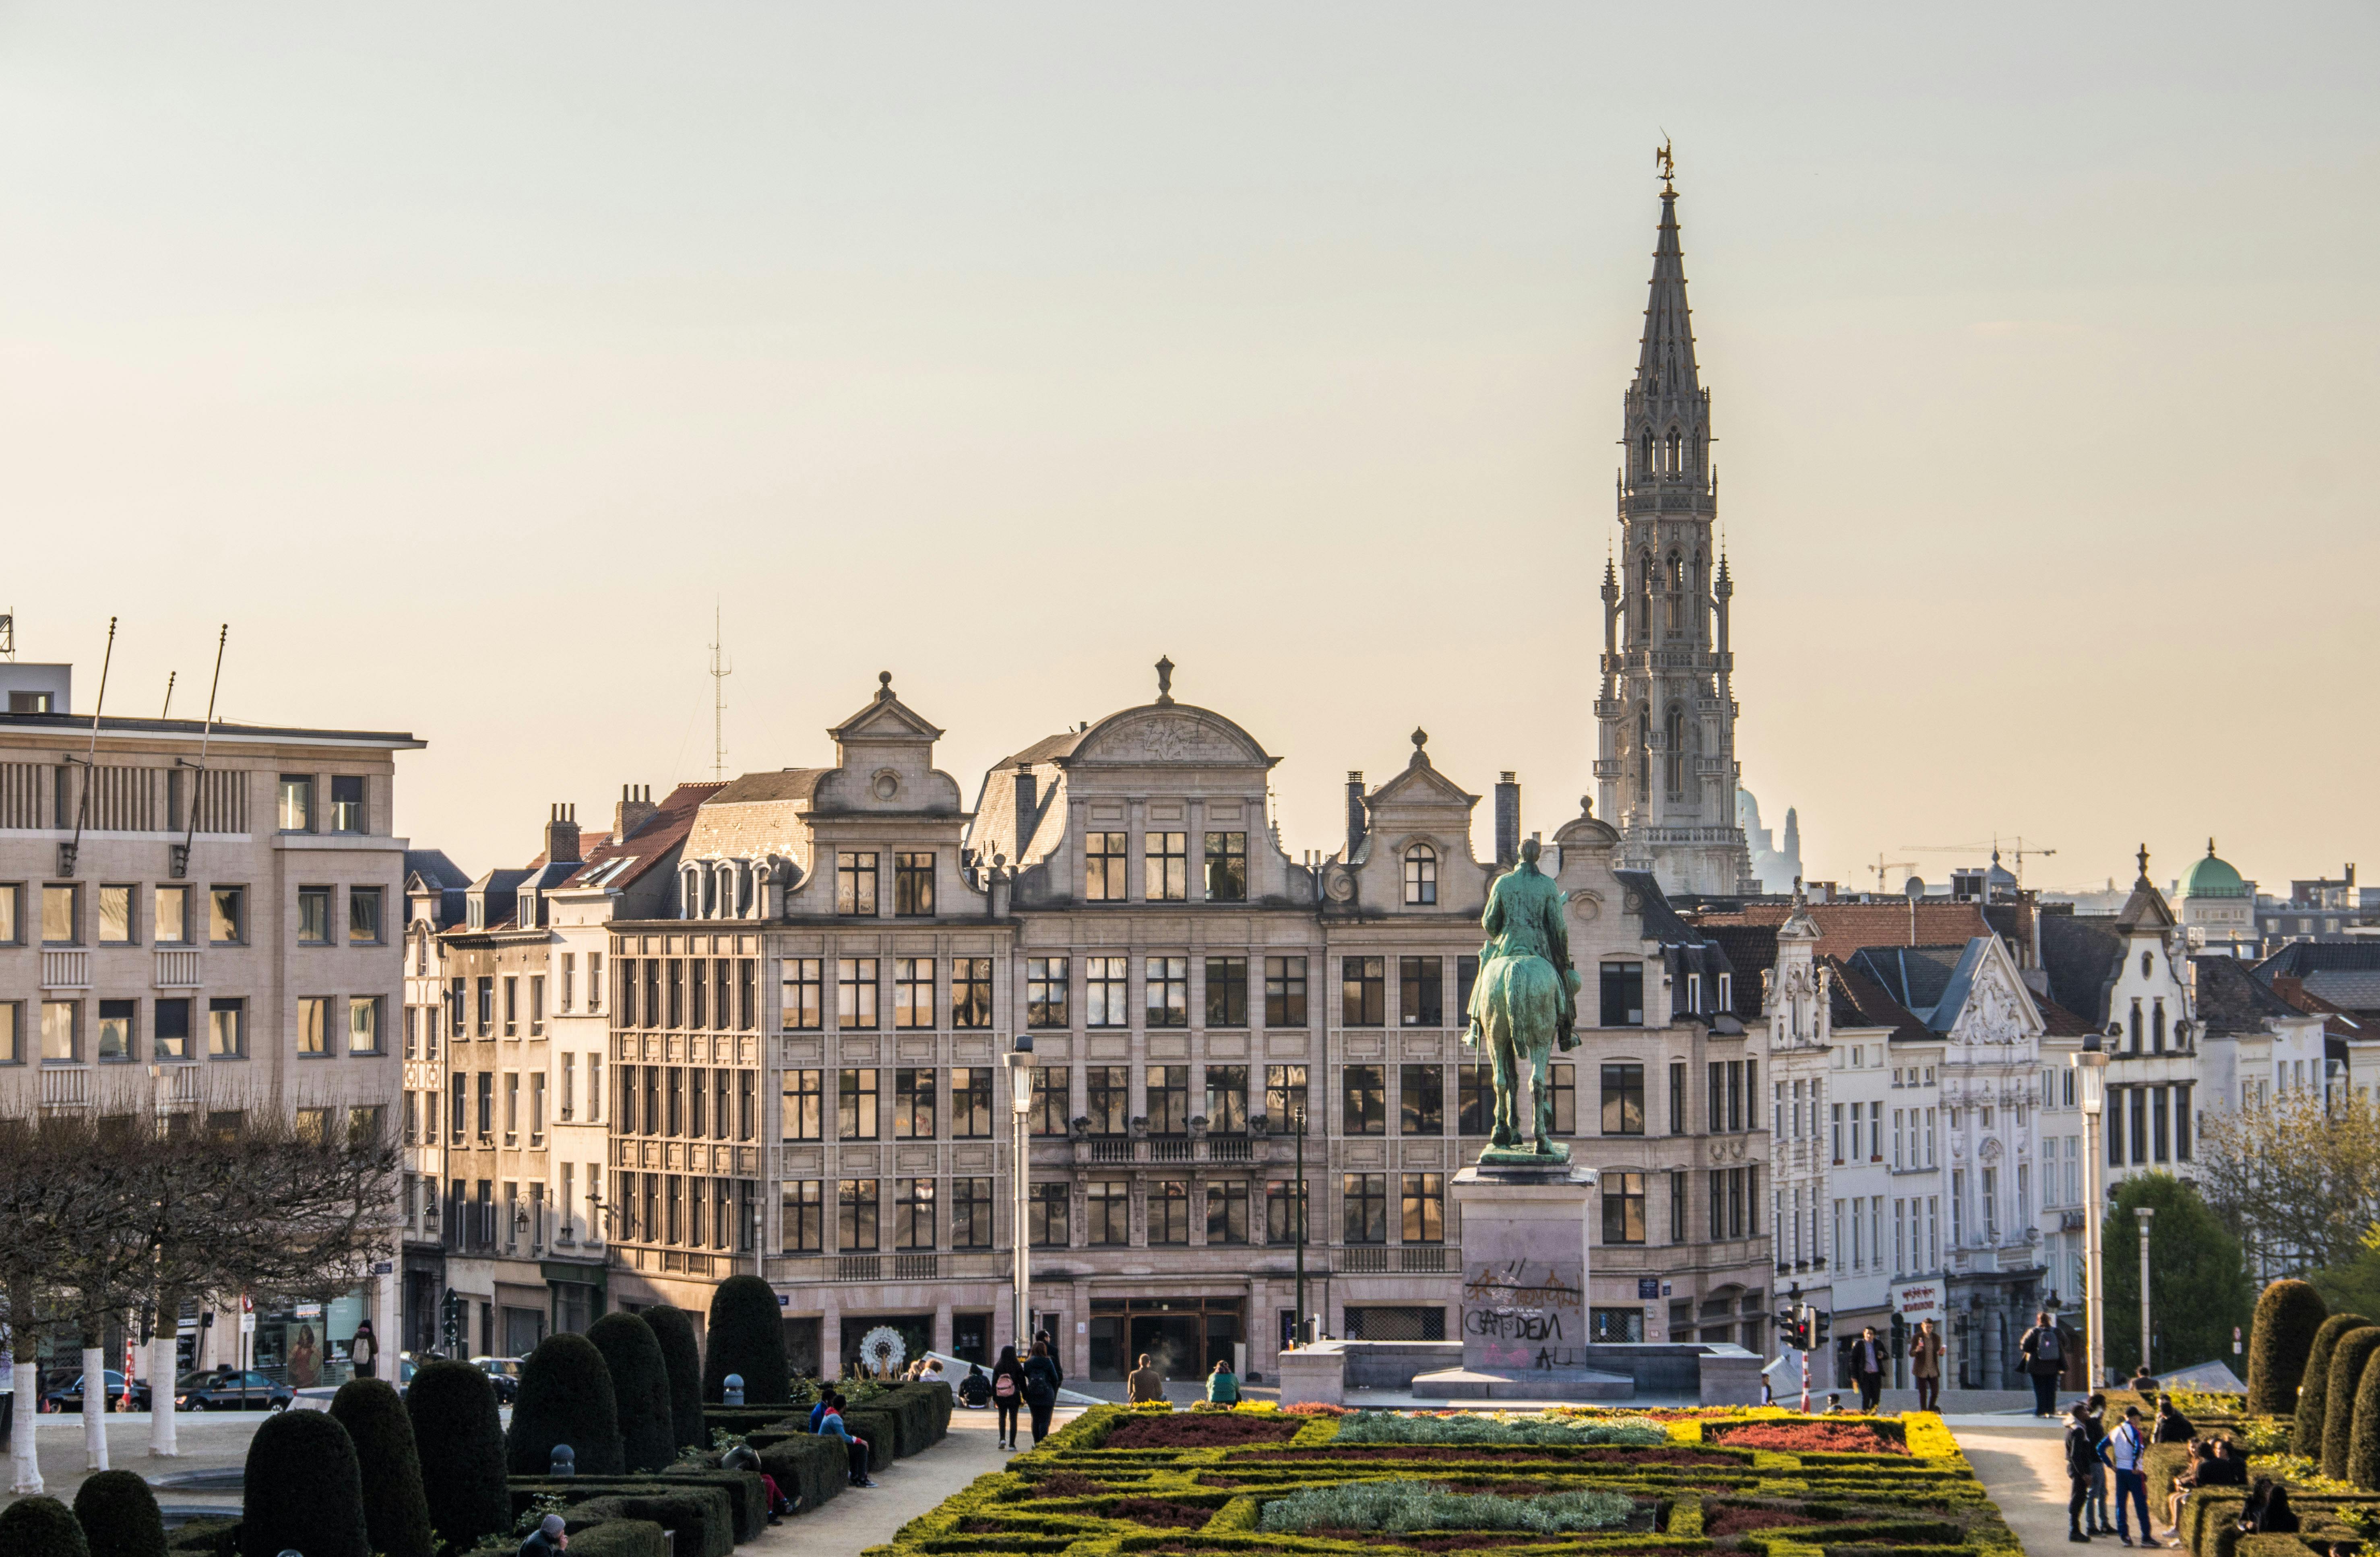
top-left (43, 1371), bottom-right (149, 1412)
top-left (469, 1356), bottom-right (522, 1404)
top-left (173, 1369), bottom-right (292, 1412)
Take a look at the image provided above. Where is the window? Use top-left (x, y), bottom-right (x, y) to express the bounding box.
top-left (1603, 1171), bottom-right (1647, 1244)
top-left (41, 999), bottom-right (76, 1062)
top-left (589, 952), bottom-right (603, 1013)
top-left (208, 997), bottom-right (245, 1058)
top-left (1087, 1066), bottom-right (1129, 1135)
top-left (1401, 1173), bottom-right (1445, 1243)
top-left (1404, 845), bottom-right (1437, 906)
top-left (1343, 1064), bottom-right (1386, 1135)
top-left (1457, 1063), bottom-right (1490, 1134)
top-left (1400, 1064), bottom-right (1444, 1135)
top-left (1671, 1170), bottom-right (1688, 1242)
top-left (1207, 1181), bottom-right (1250, 1245)
top-left (330, 774), bottom-right (364, 832)
top-left (531, 973), bottom-right (547, 1036)
top-left (503, 976), bottom-right (521, 1037)
top-left (1400, 957), bottom-right (1442, 1026)
top-left (349, 996), bottom-right (382, 1055)
top-left (1087, 1180), bottom-right (1129, 1245)
top-left (1266, 1178), bottom-right (1309, 1243)
top-left (0, 887), bottom-right (15, 947)
top-left (1029, 1181), bottom-right (1070, 1246)
top-left (1086, 956), bottom-right (1129, 1027)
top-left (97, 999), bottom-right (136, 1062)
top-left (894, 958), bottom-right (935, 1029)
top-left (297, 996), bottom-right (332, 1056)
top-left (154, 998), bottom-right (190, 1061)
top-left (153, 886), bottom-right (188, 946)
top-left (1265, 956), bottom-right (1308, 1026)
top-left (1144, 831), bottom-right (1188, 901)
top-left (1343, 1173), bottom-right (1388, 1243)
top-left (1085, 832), bottom-right (1128, 901)
top-left (1549, 1063), bottom-right (1575, 1134)
top-left (951, 958), bottom-right (992, 1028)
top-left (1030, 1066), bottom-right (1068, 1135)
top-left (1027, 957), bottom-right (1069, 1027)
top-left (837, 957), bottom-right (878, 1029)
top-left (1151, 1180), bottom-right (1190, 1244)
top-left (1146, 955), bottom-right (1189, 1027)
top-left (1600, 962), bottom-right (1644, 1026)
top-left (98, 885), bottom-right (134, 945)
top-left (781, 1181), bottom-right (824, 1251)
top-left (837, 1179), bottom-right (880, 1251)
top-left (1266, 1064), bottom-right (1309, 1131)
top-left (208, 886), bottom-right (243, 944)
top-left (838, 1069), bottom-right (880, 1140)
top-left (1204, 956), bottom-right (1248, 1027)
top-left (835, 853), bottom-right (878, 916)
top-left (1147, 1064), bottom-right (1190, 1134)
top-left (1457, 956), bottom-right (1479, 1020)
top-left (277, 775), bottom-right (314, 832)
top-left (950, 1177), bottom-right (993, 1249)
top-left (1601, 1062), bottom-right (1646, 1135)
top-left (1205, 1064), bottom-right (1248, 1133)
top-left (946, 1067), bottom-right (991, 1138)
top-left (1204, 832), bottom-right (1247, 901)
top-left (1342, 957), bottom-right (1385, 1026)
top-left (349, 887), bottom-right (383, 945)
top-left (895, 1178), bottom-right (937, 1249)
top-left (783, 959), bottom-right (823, 1029)
top-left (42, 884), bottom-right (79, 944)
top-left (892, 852), bottom-right (935, 917)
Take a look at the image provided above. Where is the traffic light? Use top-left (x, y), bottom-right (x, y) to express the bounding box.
top-left (1889, 1311), bottom-right (1907, 1359)
top-left (1813, 1309), bottom-right (1833, 1347)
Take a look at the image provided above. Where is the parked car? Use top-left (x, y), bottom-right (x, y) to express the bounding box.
top-left (173, 1368), bottom-right (292, 1412)
top-left (43, 1371), bottom-right (149, 1412)
top-left (468, 1355), bottom-right (523, 1404)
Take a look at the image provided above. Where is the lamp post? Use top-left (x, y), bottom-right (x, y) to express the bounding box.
top-left (2136, 1206), bottom-right (2155, 1377)
top-left (2072, 1032), bottom-right (2111, 1389)
top-left (1005, 1037), bottom-right (1036, 1355)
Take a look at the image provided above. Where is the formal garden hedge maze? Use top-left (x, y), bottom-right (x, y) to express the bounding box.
top-left (866, 1403), bottom-right (2022, 1557)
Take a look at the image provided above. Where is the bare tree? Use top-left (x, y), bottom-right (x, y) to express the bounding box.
top-left (2196, 1088), bottom-right (2380, 1277)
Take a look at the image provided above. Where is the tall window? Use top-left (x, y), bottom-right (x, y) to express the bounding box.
top-left (1203, 832), bottom-right (1247, 901)
top-left (154, 998), bottom-right (189, 1061)
top-left (951, 958), bottom-right (992, 1028)
top-left (1086, 1066), bottom-right (1128, 1135)
top-left (208, 997), bottom-right (244, 1058)
top-left (1267, 1178), bottom-right (1308, 1243)
top-left (837, 958), bottom-right (878, 1029)
top-left (780, 1181), bottom-right (823, 1251)
top-left (781, 1069), bottom-right (823, 1140)
top-left (895, 1178), bottom-right (936, 1249)
top-left (893, 853), bottom-right (935, 916)
top-left (1341, 957), bottom-right (1385, 1026)
top-left (950, 1177), bottom-right (993, 1249)
top-left (894, 958), bottom-right (935, 1029)
top-left (1603, 1171), bottom-right (1647, 1244)
top-left (1266, 1064), bottom-right (1309, 1131)
top-left (837, 1068), bottom-right (879, 1140)
top-left (1205, 1065), bottom-right (1248, 1133)
top-left (1400, 1064), bottom-right (1443, 1135)
top-left (950, 1067), bottom-right (992, 1138)
top-left (330, 774), bottom-right (365, 832)
top-left (1029, 1181), bottom-right (1070, 1246)
top-left (1404, 845), bottom-right (1437, 906)
top-left (41, 1000), bottom-right (77, 1062)
top-left (1144, 832), bottom-right (1188, 901)
top-left (1087, 1180), bottom-right (1129, 1245)
top-left (1204, 956), bottom-right (1248, 1027)
top-left (1401, 1173), bottom-right (1445, 1243)
top-left (96, 1000), bottom-right (134, 1062)
top-left (783, 959), bottom-right (823, 1029)
top-left (1030, 1066), bottom-right (1068, 1134)
top-left (299, 997), bottom-right (332, 1056)
top-left (1085, 957), bottom-right (1129, 1026)
top-left (1399, 957), bottom-right (1442, 1026)
top-left (1145, 956), bottom-right (1189, 1027)
top-left (347, 890), bottom-right (383, 946)
top-left (1343, 1064), bottom-right (1386, 1135)
top-left (209, 886), bottom-right (244, 944)
top-left (348, 997), bottom-right (382, 1055)
top-left (835, 853), bottom-right (878, 916)
top-left (277, 775), bottom-right (314, 832)
top-left (1549, 1063), bottom-right (1575, 1134)
top-left (1151, 1180), bottom-right (1190, 1245)
top-left (1342, 1173), bottom-right (1388, 1243)
top-left (1207, 1181), bottom-right (1250, 1245)
top-left (297, 887), bottom-right (331, 946)
top-left (97, 885), bottom-right (133, 946)
top-left (1085, 832), bottom-right (1128, 901)
top-left (1457, 1063), bottom-right (1490, 1135)
top-left (1147, 1065), bottom-right (1189, 1134)
top-left (1265, 956), bottom-right (1308, 1026)
top-left (837, 1179), bottom-right (879, 1251)
top-left (1601, 1062), bottom-right (1645, 1135)
top-left (893, 1068), bottom-right (937, 1139)
top-left (1600, 962), bottom-right (1644, 1026)
top-left (1027, 957), bottom-right (1069, 1027)
top-left (154, 886), bottom-right (188, 946)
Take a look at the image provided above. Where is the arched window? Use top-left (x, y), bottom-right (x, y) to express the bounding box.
top-left (1404, 845), bottom-right (1438, 906)
top-left (1665, 706), bottom-right (1687, 796)
top-left (1666, 552), bottom-right (1683, 630)
top-left (2153, 999), bottom-right (2166, 1051)
top-left (1638, 554), bottom-right (1657, 642)
top-left (2129, 998), bottom-right (2143, 1051)
top-left (1639, 427), bottom-right (1654, 474)
top-left (2140, 951), bottom-right (2153, 978)
top-left (1666, 427), bottom-right (1682, 472)
top-left (1635, 707), bottom-right (1651, 799)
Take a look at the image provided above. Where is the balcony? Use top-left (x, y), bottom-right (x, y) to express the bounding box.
top-left (41, 950), bottom-right (89, 990)
top-left (154, 949), bottom-right (201, 989)
top-left (39, 1067), bottom-right (89, 1107)
top-left (1337, 1245), bottom-right (1452, 1274)
top-left (1070, 1134), bottom-right (1276, 1168)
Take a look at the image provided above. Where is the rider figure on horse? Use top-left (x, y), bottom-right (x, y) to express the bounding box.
top-left (1464, 836), bottom-right (1582, 1159)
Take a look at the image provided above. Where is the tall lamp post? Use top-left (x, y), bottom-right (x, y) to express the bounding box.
top-left (2072, 1031), bottom-right (2111, 1389)
top-left (2136, 1206), bottom-right (2155, 1377)
top-left (1005, 1037), bottom-right (1036, 1354)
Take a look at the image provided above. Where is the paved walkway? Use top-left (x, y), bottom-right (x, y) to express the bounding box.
top-left (3, 1412), bottom-right (262, 1510)
top-left (747, 1405), bottom-right (1079, 1554)
top-left (1953, 1420), bottom-right (2080, 1557)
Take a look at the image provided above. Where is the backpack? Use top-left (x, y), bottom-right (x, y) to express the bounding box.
top-left (2036, 1327), bottom-right (2062, 1362)
top-left (995, 1371), bottom-right (1017, 1400)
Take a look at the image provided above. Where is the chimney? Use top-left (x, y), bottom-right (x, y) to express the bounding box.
top-left (1494, 772), bottom-right (1520, 869)
top-left (545, 803), bottom-right (582, 865)
top-left (1012, 763), bottom-right (1038, 855)
top-left (1345, 771), bottom-right (1367, 858)
top-left (614, 783), bottom-right (657, 843)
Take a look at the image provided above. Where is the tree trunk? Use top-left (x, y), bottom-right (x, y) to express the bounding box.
top-left (149, 1289), bottom-right (180, 1458)
top-left (8, 1277), bottom-right (39, 1495)
top-left (80, 1328), bottom-right (108, 1471)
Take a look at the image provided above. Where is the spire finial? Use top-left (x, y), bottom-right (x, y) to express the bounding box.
top-left (2136, 843), bottom-right (2151, 882)
top-left (1655, 137), bottom-right (1675, 194)
top-left (1154, 655), bottom-right (1175, 706)
top-left (2207, 837), bottom-right (2218, 857)
top-left (876, 670), bottom-right (893, 700)
top-left (1410, 726), bottom-right (1429, 760)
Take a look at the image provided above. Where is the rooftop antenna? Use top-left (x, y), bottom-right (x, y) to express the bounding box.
top-left (61, 616), bottom-right (118, 876)
top-left (161, 670), bottom-right (177, 720)
top-left (170, 626), bottom-right (228, 879)
top-left (707, 602), bottom-right (732, 781)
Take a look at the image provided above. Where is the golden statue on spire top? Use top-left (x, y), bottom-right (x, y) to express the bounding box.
top-left (1655, 138), bottom-right (1675, 191)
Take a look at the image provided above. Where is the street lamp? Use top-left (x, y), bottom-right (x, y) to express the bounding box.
top-left (2072, 1030), bottom-right (2111, 1389)
top-left (2136, 1206), bottom-right (2155, 1377)
top-left (1005, 1037), bottom-right (1036, 1355)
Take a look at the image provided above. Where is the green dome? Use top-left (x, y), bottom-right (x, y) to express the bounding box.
top-left (2181, 840), bottom-right (2246, 898)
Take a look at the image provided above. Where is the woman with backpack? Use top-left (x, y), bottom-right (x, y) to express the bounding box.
top-left (1022, 1338), bottom-right (1063, 1446)
top-left (2020, 1311), bottom-right (2068, 1419)
top-left (992, 1343), bottom-right (1030, 1450)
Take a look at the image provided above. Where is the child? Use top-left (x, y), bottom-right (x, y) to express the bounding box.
top-left (1823, 1392), bottom-right (1844, 1415)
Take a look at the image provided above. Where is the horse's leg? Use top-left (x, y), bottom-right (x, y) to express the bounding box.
top-left (1527, 1040), bottom-right (1555, 1152)
top-left (1506, 1022), bottom-right (1535, 1152)
top-left (1487, 1008), bottom-right (1518, 1147)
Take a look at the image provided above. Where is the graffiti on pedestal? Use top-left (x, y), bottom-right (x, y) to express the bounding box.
top-left (1460, 1250), bottom-right (1587, 1371)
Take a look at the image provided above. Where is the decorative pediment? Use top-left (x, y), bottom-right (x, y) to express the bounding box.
top-left (828, 673), bottom-right (946, 744)
top-left (1068, 705), bottom-right (1275, 769)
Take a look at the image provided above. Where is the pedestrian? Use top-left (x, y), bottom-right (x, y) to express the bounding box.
top-left (725, 1442), bottom-right (795, 1521)
top-left (1038, 1330), bottom-right (1066, 1392)
top-left (1207, 1357), bottom-right (1240, 1406)
top-left (2020, 1311), bottom-right (2068, 1418)
top-left (2066, 1401), bottom-right (2111, 1543)
top-left (1822, 1392), bottom-right (1843, 1414)
top-left (2199, 1436), bottom-right (2247, 1488)
top-left (1127, 1353), bottom-right (1167, 1407)
top-left (992, 1344), bottom-right (1029, 1450)
top-left (2153, 1395), bottom-right (2194, 1444)
top-left (958, 1362), bottom-right (992, 1410)
top-left (2084, 1395), bottom-right (2114, 1535)
top-left (2108, 1403), bottom-right (2154, 1545)
top-left (519, 1513), bottom-right (568, 1557)
top-left (2236, 1478), bottom-right (2297, 1534)
top-left (2162, 1438), bottom-right (2214, 1538)
top-left (2131, 1364), bottom-right (2159, 1396)
top-left (816, 1392), bottom-right (877, 1488)
top-left (1849, 1326), bottom-right (1886, 1414)
top-left (349, 1321), bottom-right (379, 1380)
top-left (1022, 1338), bottom-right (1062, 1445)
top-left (1910, 1319), bottom-right (1942, 1413)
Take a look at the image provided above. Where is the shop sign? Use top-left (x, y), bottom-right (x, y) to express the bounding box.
top-left (1891, 1281), bottom-right (1942, 1322)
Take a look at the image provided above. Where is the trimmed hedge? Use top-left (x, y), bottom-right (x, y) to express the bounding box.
top-left (645, 1304), bottom-right (708, 1450)
top-left (73, 1469), bottom-right (167, 1557)
top-left (508, 1330), bottom-right (626, 1477)
top-left (239, 1406), bottom-right (370, 1557)
top-left (2296, 1311), bottom-right (2372, 1456)
top-left (589, 1311), bottom-right (677, 1473)
top-left (0, 1497), bottom-right (91, 1557)
top-left (702, 1404), bottom-right (805, 1435)
top-left (840, 1381), bottom-right (953, 1461)
top-left (160, 1519), bottom-right (238, 1557)
top-left (510, 1472), bottom-right (767, 1545)
top-left (557, 1521), bottom-right (666, 1557)
top-left (755, 1433), bottom-right (847, 1513)
top-left (2323, 1326), bottom-right (2380, 1480)
top-left (406, 1357), bottom-right (513, 1553)
top-left (703, 1273), bottom-right (789, 1404)
top-left (2353, 1340), bottom-right (2380, 1490)
top-left (556, 1488), bottom-right (735, 1557)
top-left (2248, 1278), bottom-right (2329, 1418)
top-left (329, 1377), bottom-right (435, 1557)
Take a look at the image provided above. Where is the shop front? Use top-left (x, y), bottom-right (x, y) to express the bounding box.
top-left (252, 1286), bottom-right (371, 1387)
top-left (543, 1259), bottom-right (607, 1337)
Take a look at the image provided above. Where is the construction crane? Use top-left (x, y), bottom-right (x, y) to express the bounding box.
top-left (1870, 855), bottom-right (1917, 892)
top-left (1898, 834), bottom-right (2058, 886)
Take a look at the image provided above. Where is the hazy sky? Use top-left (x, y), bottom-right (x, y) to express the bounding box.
top-left (3, 4), bottom-right (2374, 896)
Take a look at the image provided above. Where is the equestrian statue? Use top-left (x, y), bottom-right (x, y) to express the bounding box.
top-left (1463, 835), bottom-right (1581, 1163)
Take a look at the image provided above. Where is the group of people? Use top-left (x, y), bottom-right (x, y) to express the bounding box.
top-left (957, 1331), bottom-right (1065, 1450)
top-left (2062, 1392), bottom-right (2284, 1546)
top-left (1837, 1319), bottom-right (1945, 1413)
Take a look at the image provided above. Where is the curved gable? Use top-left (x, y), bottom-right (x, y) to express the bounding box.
top-left (1065, 704), bottom-right (1277, 769)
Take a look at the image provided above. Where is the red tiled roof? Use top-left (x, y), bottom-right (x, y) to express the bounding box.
top-left (558, 782), bottom-right (725, 891)
top-left (1692, 900), bottom-right (1993, 950)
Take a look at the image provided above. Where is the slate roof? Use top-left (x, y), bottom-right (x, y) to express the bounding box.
top-left (1703, 925), bottom-right (1776, 1020)
top-left (2196, 955), bottom-right (2311, 1037)
top-left (1824, 954), bottom-right (1935, 1042)
top-left (2256, 942), bottom-right (2380, 1019)
top-left (2039, 912), bottom-right (2124, 1029)
top-left (704, 769), bottom-right (829, 806)
top-left (1846, 944), bottom-right (1976, 1031)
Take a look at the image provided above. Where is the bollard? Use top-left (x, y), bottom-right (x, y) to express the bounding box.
top-left (723, 1373), bottom-right (745, 1406)
top-left (550, 1443), bottom-right (575, 1477)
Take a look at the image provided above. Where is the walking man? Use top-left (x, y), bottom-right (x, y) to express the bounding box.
top-left (1910, 1318), bottom-right (1942, 1413)
top-left (2108, 1404), bottom-right (2154, 1545)
top-left (1851, 1326), bottom-right (1887, 1414)
top-left (2066, 1400), bottom-right (2109, 1543)
top-left (2020, 1311), bottom-right (2068, 1418)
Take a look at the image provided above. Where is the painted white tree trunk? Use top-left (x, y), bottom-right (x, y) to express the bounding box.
top-left (81, 1343), bottom-right (109, 1469)
top-left (8, 1394), bottom-right (39, 1493)
top-left (148, 1332), bottom-right (179, 1457)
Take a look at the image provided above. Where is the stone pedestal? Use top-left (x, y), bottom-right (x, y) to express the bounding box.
top-left (1412, 1163), bottom-right (1634, 1401)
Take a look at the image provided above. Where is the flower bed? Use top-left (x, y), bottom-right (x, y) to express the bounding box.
top-left (1258, 1481), bottom-right (1638, 1536)
top-left (1102, 1413), bottom-right (1310, 1449)
top-left (1711, 1420), bottom-right (1909, 1455)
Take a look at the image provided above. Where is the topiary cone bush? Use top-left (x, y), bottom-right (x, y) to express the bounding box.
top-left (2297, 1311), bottom-right (2372, 1457)
top-left (239, 1406), bottom-right (371, 1557)
top-left (0, 1495), bottom-right (92, 1557)
top-left (2247, 1277), bottom-right (2328, 1418)
top-left (507, 1330), bottom-right (625, 1476)
top-left (645, 1304), bottom-right (708, 1450)
top-left (2322, 1327), bottom-right (2380, 1481)
top-left (72, 1469), bottom-right (166, 1557)
top-left (704, 1273), bottom-right (788, 1404)
top-left (407, 1357), bottom-right (513, 1551)
top-left (2351, 1332), bottom-right (2380, 1491)
top-left (330, 1377), bottom-right (435, 1557)
top-left (589, 1311), bottom-right (677, 1472)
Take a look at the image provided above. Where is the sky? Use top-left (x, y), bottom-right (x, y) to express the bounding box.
top-left (1, 3), bottom-right (2374, 897)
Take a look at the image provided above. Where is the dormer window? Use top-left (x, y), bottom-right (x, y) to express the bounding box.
top-left (467, 897), bottom-right (483, 931)
top-left (1718, 973), bottom-right (1732, 1011)
top-left (1684, 973), bottom-right (1701, 1014)
top-left (1403, 845), bottom-right (1437, 907)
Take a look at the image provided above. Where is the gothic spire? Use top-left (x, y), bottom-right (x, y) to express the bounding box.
top-left (1634, 171), bottom-right (1700, 399)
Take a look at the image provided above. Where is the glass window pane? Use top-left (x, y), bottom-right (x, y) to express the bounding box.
top-left (98, 886), bottom-right (132, 944)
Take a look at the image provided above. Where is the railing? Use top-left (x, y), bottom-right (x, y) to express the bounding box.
top-left (155, 949), bottom-right (201, 988)
top-left (837, 1254), bottom-right (882, 1282)
top-left (661, 1251), bottom-right (715, 1276)
top-left (41, 950), bottom-right (89, 989)
top-left (1207, 1136), bottom-right (1253, 1162)
top-left (892, 1253), bottom-right (938, 1282)
top-left (1337, 1244), bottom-right (1451, 1274)
top-left (39, 1067), bottom-right (89, 1107)
top-left (1089, 1138), bottom-right (1134, 1163)
top-left (167, 1065), bottom-right (201, 1103)
top-left (1149, 1138), bottom-right (1193, 1163)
